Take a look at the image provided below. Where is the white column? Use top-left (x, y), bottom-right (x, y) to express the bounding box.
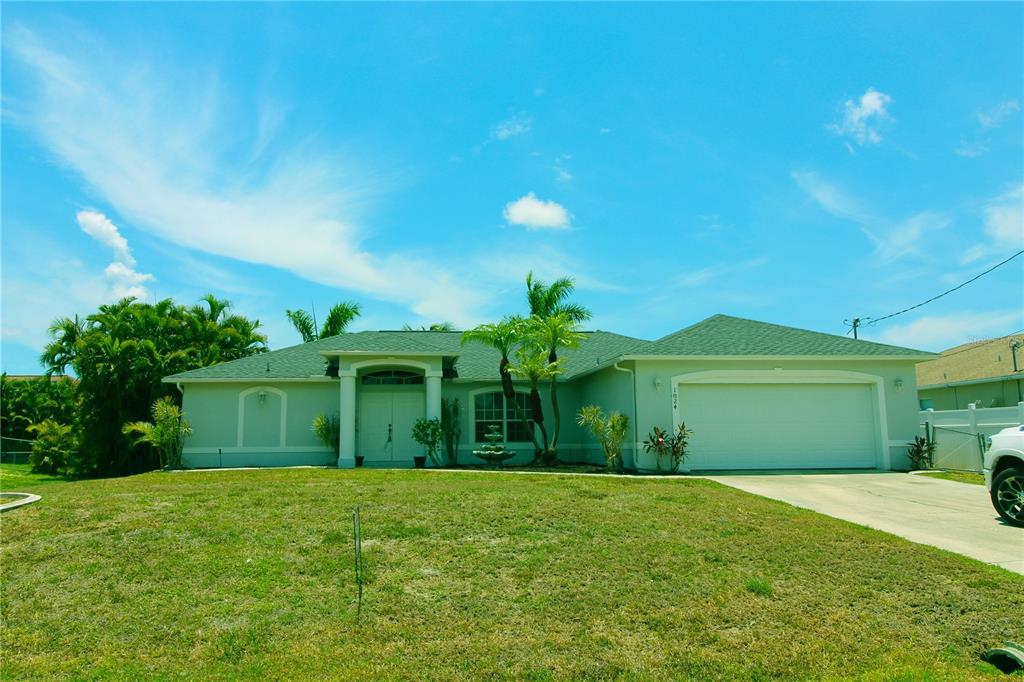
top-left (425, 373), bottom-right (442, 422)
top-left (338, 373), bottom-right (357, 468)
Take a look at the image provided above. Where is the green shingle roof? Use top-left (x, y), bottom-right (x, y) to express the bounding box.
top-left (164, 315), bottom-right (931, 382)
top-left (646, 315), bottom-right (933, 357)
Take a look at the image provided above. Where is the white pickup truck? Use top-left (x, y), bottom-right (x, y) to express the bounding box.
top-left (985, 424), bottom-right (1024, 527)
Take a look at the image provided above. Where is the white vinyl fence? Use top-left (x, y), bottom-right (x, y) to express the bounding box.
top-left (920, 402), bottom-right (1024, 472)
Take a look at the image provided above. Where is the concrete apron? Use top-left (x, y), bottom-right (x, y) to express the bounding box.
top-left (708, 472), bottom-right (1024, 575)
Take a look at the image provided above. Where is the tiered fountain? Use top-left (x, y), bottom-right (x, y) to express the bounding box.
top-left (472, 425), bottom-right (515, 467)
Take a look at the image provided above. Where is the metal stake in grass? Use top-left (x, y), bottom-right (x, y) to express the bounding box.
top-left (352, 505), bottom-right (364, 618)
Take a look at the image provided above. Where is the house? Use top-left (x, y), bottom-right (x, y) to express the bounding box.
top-left (916, 333), bottom-right (1024, 410)
top-left (163, 314), bottom-right (934, 472)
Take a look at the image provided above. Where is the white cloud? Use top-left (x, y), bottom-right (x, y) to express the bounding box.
top-left (874, 310), bottom-right (1024, 351)
top-left (503, 193), bottom-right (571, 229)
top-left (554, 166), bottom-right (573, 183)
top-left (76, 210), bottom-right (154, 299)
top-left (674, 258), bottom-right (769, 288)
top-left (978, 99), bottom-right (1020, 129)
top-left (493, 113), bottom-right (532, 140)
top-left (961, 183), bottom-right (1024, 264)
top-left (829, 88), bottom-right (892, 147)
top-left (954, 138), bottom-right (988, 158)
top-left (791, 170), bottom-right (869, 222)
top-left (5, 24), bottom-right (486, 327)
top-left (792, 170), bottom-right (950, 261)
top-left (599, 128), bottom-right (611, 135)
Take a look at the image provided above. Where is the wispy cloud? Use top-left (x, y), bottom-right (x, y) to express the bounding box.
top-left (503, 193), bottom-right (571, 229)
top-left (828, 87), bottom-right (892, 148)
top-left (77, 210), bottom-right (154, 299)
top-left (674, 258), bottom-right (768, 288)
top-left (4, 24), bottom-right (486, 326)
top-left (791, 170), bottom-right (869, 222)
top-left (956, 99), bottom-right (1019, 158)
top-left (962, 182), bottom-right (1024, 264)
top-left (978, 99), bottom-right (1020, 129)
top-left (493, 113), bottom-right (532, 140)
top-left (874, 310), bottom-right (1023, 351)
top-left (792, 170), bottom-right (949, 261)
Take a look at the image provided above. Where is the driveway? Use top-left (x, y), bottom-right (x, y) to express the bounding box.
top-left (708, 472), bottom-right (1024, 575)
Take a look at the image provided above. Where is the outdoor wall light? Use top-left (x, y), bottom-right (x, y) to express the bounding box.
top-left (654, 378), bottom-right (663, 390)
top-left (894, 379), bottom-right (904, 391)
top-left (258, 390), bottom-right (267, 405)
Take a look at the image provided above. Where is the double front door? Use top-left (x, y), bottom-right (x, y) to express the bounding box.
top-left (357, 390), bottom-right (425, 463)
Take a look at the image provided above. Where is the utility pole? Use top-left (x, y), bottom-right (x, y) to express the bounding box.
top-left (844, 317), bottom-right (861, 339)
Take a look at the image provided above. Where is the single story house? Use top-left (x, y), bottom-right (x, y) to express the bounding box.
top-left (163, 314), bottom-right (934, 472)
top-left (916, 333), bottom-right (1024, 410)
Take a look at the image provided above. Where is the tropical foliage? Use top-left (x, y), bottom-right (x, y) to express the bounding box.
top-left (26, 419), bottom-right (77, 476)
top-left (122, 397), bottom-right (193, 470)
top-left (411, 417), bottom-right (444, 466)
top-left (286, 302), bottom-right (361, 342)
top-left (440, 398), bottom-right (461, 466)
top-left (642, 423), bottom-right (694, 473)
top-left (312, 414), bottom-right (341, 457)
top-left (577, 405), bottom-right (629, 473)
top-left (41, 295), bottom-right (267, 476)
top-left (507, 345), bottom-right (563, 458)
top-left (906, 435), bottom-right (936, 470)
top-left (0, 374), bottom-right (77, 442)
top-left (402, 322), bottom-right (456, 331)
top-left (526, 271), bottom-right (591, 323)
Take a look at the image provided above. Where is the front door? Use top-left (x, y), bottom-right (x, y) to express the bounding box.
top-left (358, 390), bottom-right (425, 464)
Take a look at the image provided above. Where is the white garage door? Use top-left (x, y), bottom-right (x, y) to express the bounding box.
top-left (677, 382), bottom-right (879, 470)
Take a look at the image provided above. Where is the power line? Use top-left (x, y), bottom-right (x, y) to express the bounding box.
top-left (861, 249), bottom-right (1024, 328)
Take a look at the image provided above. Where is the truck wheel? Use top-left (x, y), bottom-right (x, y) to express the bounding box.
top-left (991, 467), bottom-right (1024, 527)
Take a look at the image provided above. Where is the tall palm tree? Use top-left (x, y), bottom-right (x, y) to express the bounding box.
top-left (286, 301), bottom-right (361, 342)
top-left (40, 315), bottom-right (85, 374)
top-left (525, 313), bottom-right (585, 463)
top-left (461, 316), bottom-right (542, 455)
top-left (525, 272), bottom-right (592, 324)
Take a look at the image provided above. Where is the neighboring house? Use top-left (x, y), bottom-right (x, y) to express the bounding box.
top-left (916, 333), bottom-right (1024, 410)
top-left (163, 314), bottom-right (934, 472)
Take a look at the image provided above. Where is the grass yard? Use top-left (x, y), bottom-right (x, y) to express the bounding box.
top-left (921, 471), bottom-right (987, 486)
top-left (2, 465), bottom-right (1021, 680)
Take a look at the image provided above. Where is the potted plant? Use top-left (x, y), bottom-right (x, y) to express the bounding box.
top-left (411, 417), bottom-right (443, 469)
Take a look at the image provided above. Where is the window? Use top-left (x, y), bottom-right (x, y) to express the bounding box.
top-left (474, 391), bottom-right (533, 442)
top-left (918, 398), bottom-right (934, 410)
top-left (361, 370), bottom-right (424, 385)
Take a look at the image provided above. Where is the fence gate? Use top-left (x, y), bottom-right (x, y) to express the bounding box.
top-left (921, 403), bottom-right (1024, 472)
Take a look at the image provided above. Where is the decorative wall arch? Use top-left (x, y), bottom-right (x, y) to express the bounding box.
top-left (237, 385), bottom-right (288, 448)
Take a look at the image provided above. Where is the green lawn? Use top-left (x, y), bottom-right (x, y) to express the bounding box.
top-left (1, 465), bottom-right (1021, 679)
top-left (921, 470), bottom-right (987, 486)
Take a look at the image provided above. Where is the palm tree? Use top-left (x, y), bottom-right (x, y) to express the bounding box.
top-left (122, 396), bottom-right (193, 469)
top-left (508, 345), bottom-right (563, 458)
top-left (525, 272), bottom-right (592, 324)
top-left (525, 313), bottom-right (585, 463)
top-left (286, 301), bottom-right (361, 342)
top-left (461, 316), bottom-right (542, 456)
top-left (40, 315), bottom-right (85, 374)
top-left (401, 322), bottom-right (456, 331)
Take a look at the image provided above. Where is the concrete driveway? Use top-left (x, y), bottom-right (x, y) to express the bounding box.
top-left (708, 472), bottom-right (1024, 575)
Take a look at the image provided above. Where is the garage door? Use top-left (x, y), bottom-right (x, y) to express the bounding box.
top-left (677, 382), bottom-right (879, 470)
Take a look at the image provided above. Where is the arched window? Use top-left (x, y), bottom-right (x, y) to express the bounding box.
top-left (361, 370), bottom-right (424, 385)
top-left (473, 391), bottom-right (534, 442)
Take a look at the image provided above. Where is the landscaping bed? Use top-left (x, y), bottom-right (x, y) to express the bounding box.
top-left (1, 465), bottom-right (1020, 679)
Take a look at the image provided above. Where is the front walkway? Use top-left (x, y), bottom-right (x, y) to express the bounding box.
top-left (709, 472), bottom-right (1023, 575)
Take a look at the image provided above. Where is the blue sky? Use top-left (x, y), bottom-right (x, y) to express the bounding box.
top-left (2, 3), bottom-right (1022, 374)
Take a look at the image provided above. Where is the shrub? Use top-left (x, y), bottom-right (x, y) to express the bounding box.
top-left (26, 419), bottom-right (76, 476)
top-left (412, 417), bottom-right (444, 466)
top-left (906, 435), bottom-right (936, 470)
top-left (312, 414), bottom-right (341, 457)
top-left (577, 405), bottom-right (629, 473)
top-left (122, 397), bottom-right (192, 470)
top-left (642, 423), bottom-right (694, 473)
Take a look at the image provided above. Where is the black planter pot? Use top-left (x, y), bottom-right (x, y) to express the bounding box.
top-left (355, 456), bottom-right (365, 468)
top-left (413, 456), bottom-right (427, 469)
